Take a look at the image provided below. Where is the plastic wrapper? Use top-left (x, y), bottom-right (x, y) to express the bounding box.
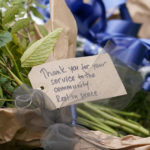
top-left (94, 40), bottom-right (143, 109)
top-left (13, 4), bottom-right (144, 150)
top-left (75, 39), bottom-right (143, 109)
top-left (1, 109), bottom-right (150, 150)
top-left (13, 48), bottom-right (143, 150)
top-left (0, 0), bottom-right (149, 149)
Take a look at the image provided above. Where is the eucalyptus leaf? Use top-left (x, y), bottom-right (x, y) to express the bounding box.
top-left (11, 18), bottom-right (30, 33)
top-left (0, 31), bottom-right (12, 48)
top-left (21, 28), bottom-right (63, 67)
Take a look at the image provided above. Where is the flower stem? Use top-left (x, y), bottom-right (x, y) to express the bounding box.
top-left (77, 117), bottom-right (117, 135)
top-left (0, 60), bottom-right (23, 86)
top-left (5, 45), bottom-right (24, 82)
top-left (77, 107), bottom-right (118, 135)
top-left (84, 103), bottom-right (149, 136)
top-left (95, 104), bottom-right (141, 118)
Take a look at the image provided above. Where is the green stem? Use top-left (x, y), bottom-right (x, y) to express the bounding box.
top-left (7, 68), bottom-right (23, 86)
top-left (77, 117), bottom-right (117, 135)
top-left (0, 60), bottom-right (23, 86)
top-left (97, 118), bottom-right (143, 136)
top-left (0, 59), bottom-right (5, 66)
top-left (5, 45), bottom-right (24, 82)
top-left (96, 104), bottom-right (141, 118)
top-left (97, 106), bottom-right (123, 119)
top-left (97, 118), bottom-right (120, 127)
top-left (0, 87), bottom-right (3, 97)
top-left (0, 72), bottom-right (13, 81)
top-left (84, 103), bottom-right (149, 136)
top-left (77, 107), bottom-right (118, 135)
top-left (0, 99), bottom-right (15, 102)
top-left (127, 119), bottom-right (142, 127)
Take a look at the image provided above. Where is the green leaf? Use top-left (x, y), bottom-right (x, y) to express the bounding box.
top-left (4, 82), bottom-right (15, 93)
top-left (21, 28), bottom-right (62, 67)
top-left (0, 77), bottom-right (8, 85)
top-left (0, 31), bottom-right (12, 48)
top-left (3, 6), bottom-right (19, 24)
top-left (30, 6), bottom-right (44, 20)
top-left (0, 1), bottom-right (9, 9)
top-left (11, 18), bottom-right (30, 33)
top-left (38, 25), bottom-right (48, 37)
top-left (27, 40), bottom-right (36, 48)
top-left (21, 38), bottom-right (27, 51)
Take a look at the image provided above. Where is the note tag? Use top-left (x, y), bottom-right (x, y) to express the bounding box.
top-left (29, 53), bottom-right (127, 109)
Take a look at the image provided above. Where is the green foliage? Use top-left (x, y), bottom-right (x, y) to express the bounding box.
top-left (21, 28), bottom-right (62, 67)
top-left (0, 31), bottom-right (12, 48)
top-left (124, 91), bottom-right (150, 128)
top-left (11, 18), bottom-right (30, 33)
top-left (3, 5), bottom-right (20, 24)
top-left (0, 0), bottom-right (52, 107)
top-left (0, 77), bottom-right (8, 85)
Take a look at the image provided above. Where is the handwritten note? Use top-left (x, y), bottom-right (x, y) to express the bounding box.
top-left (29, 53), bottom-right (127, 109)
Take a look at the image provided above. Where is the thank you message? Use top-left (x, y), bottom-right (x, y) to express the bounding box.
top-left (29, 53), bottom-right (127, 109)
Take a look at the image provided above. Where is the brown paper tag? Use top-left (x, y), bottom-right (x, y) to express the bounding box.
top-left (29, 53), bottom-right (127, 109)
